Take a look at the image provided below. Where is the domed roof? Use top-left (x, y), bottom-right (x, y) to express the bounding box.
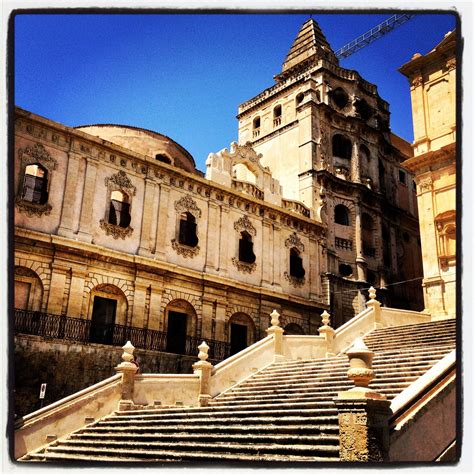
top-left (75, 124), bottom-right (197, 174)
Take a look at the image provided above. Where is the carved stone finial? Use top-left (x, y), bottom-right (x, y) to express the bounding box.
top-left (368, 286), bottom-right (377, 300)
top-left (198, 341), bottom-right (209, 362)
top-left (121, 341), bottom-right (135, 363)
top-left (321, 310), bottom-right (331, 327)
top-left (346, 338), bottom-right (376, 390)
top-left (270, 310), bottom-right (280, 328)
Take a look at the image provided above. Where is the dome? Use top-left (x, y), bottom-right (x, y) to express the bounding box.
top-left (75, 124), bottom-right (197, 174)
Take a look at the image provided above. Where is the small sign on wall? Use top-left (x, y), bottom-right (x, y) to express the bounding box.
top-left (39, 383), bottom-right (47, 400)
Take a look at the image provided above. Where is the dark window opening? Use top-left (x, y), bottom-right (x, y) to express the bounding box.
top-left (332, 134), bottom-right (352, 159)
top-left (230, 323), bottom-right (248, 355)
top-left (22, 164), bottom-right (48, 204)
top-left (412, 180), bottom-right (417, 192)
top-left (339, 264), bottom-right (353, 277)
top-left (378, 159), bottom-right (386, 191)
top-left (108, 191), bottom-right (131, 228)
top-left (355, 98), bottom-right (373, 120)
top-left (273, 105), bottom-right (282, 118)
top-left (289, 248), bottom-right (305, 278)
top-left (253, 117), bottom-right (260, 129)
top-left (178, 212), bottom-right (199, 247)
top-left (296, 92), bottom-right (304, 105)
top-left (399, 169), bottom-right (407, 185)
top-left (367, 271), bottom-right (377, 286)
top-left (335, 204), bottom-right (350, 226)
top-left (403, 232), bottom-right (410, 243)
top-left (238, 231), bottom-right (256, 264)
top-left (332, 87), bottom-right (349, 109)
top-left (166, 311), bottom-right (187, 354)
top-left (155, 154), bottom-right (171, 164)
top-left (90, 296), bottom-right (117, 345)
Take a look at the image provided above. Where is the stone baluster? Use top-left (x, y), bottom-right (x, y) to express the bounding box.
top-left (334, 338), bottom-right (391, 462)
top-left (115, 341), bottom-right (138, 411)
top-left (318, 310), bottom-right (336, 357)
top-left (366, 286), bottom-right (383, 328)
top-left (266, 310), bottom-right (285, 361)
top-left (192, 341), bottom-right (213, 407)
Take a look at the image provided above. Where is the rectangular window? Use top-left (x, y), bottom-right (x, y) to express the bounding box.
top-left (399, 169), bottom-right (407, 185)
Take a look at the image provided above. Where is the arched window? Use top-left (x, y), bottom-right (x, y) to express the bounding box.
top-left (332, 134), bottom-right (352, 159)
top-left (339, 264), bottom-right (353, 277)
top-left (165, 299), bottom-right (198, 355)
top-left (273, 105), bottom-right (282, 127)
top-left (108, 190), bottom-right (131, 228)
top-left (332, 87), bottom-right (349, 109)
top-left (355, 98), bottom-right (373, 120)
top-left (22, 164), bottom-right (48, 204)
top-left (289, 248), bottom-right (305, 278)
top-left (334, 204), bottom-right (350, 226)
top-left (155, 153), bottom-right (171, 164)
top-left (178, 212), bottom-right (199, 247)
top-left (238, 231), bottom-right (256, 264)
top-left (362, 213), bottom-right (375, 257)
top-left (295, 92), bottom-right (304, 106)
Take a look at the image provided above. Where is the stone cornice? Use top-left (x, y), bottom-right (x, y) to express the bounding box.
top-left (402, 142), bottom-right (456, 173)
top-left (14, 227), bottom-right (325, 308)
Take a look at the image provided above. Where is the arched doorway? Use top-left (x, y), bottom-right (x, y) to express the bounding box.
top-left (165, 299), bottom-right (197, 355)
top-left (14, 266), bottom-right (43, 311)
top-left (228, 313), bottom-right (255, 356)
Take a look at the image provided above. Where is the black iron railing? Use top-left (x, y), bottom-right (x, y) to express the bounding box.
top-left (14, 309), bottom-right (231, 361)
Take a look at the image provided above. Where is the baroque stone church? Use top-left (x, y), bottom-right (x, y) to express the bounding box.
top-left (13, 19), bottom-right (423, 415)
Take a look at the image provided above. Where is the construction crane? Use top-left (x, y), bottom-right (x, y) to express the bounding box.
top-left (334, 14), bottom-right (415, 60)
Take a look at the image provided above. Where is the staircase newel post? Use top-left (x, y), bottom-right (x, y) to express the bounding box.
top-left (333, 338), bottom-right (391, 462)
top-left (318, 310), bottom-right (336, 357)
top-left (266, 310), bottom-right (285, 362)
top-left (192, 341), bottom-right (213, 407)
top-left (366, 286), bottom-right (383, 328)
top-left (115, 341), bottom-right (138, 411)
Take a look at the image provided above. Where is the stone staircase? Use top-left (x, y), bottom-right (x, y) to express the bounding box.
top-left (22, 319), bottom-right (456, 462)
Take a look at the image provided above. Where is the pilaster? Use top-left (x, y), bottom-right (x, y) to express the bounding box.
top-left (58, 152), bottom-right (82, 238)
top-left (77, 158), bottom-right (98, 243)
top-left (154, 184), bottom-right (170, 259)
top-left (204, 202), bottom-right (220, 272)
top-left (46, 264), bottom-right (69, 315)
top-left (148, 282), bottom-right (164, 331)
top-left (261, 221), bottom-right (273, 287)
top-left (66, 267), bottom-right (87, 317)
top-left (138, 178), bottom-right (157, 256)
top-left (131, 279), bottom-right (149, 328)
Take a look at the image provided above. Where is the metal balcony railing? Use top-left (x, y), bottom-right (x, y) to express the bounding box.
top-left (13, 309), bottom-right (231, 361)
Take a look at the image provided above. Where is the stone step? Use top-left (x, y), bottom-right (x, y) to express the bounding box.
top-left (71, 431), bottom-right (340, 444)
top-left (365, 336), bottom-right (456, 346)
top-left (83, 422), bottom-right (339, 434)
top-left (366, 319), bottom-right (455, 334)
top-left (25, 448), bottom-right (340, 463)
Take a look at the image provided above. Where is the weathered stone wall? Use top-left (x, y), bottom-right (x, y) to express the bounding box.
top-left (14, 334), bottom-right (199, 418)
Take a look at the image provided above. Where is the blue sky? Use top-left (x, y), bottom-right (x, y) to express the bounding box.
top-left (14, 12), bottom-right (457, 171)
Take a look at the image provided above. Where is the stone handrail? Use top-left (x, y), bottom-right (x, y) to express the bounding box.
top-left (332, 306), bottom-right (375, 354)
top-left (380, 307), bottom-right (431, 326)
top-left (388, 350), bottom-right (456, 461)
top-left (210, 335), bottom-right (274, 396)
top-left (14, 374), bottom-right (122, 459)
top-left (133, 374), bottom-right (200, 407)
top-left (283, 335), bottom-right (328, 360)
top-left (281, 198), bottom-right (311, 218)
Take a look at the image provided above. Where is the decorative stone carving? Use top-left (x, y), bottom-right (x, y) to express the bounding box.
top-left (234, 215), bottom-right (256, 237)
top-left (15, 198), bottom-right (52, 217)
top-left (284, 271), bottom-right (306, 287)
top-left (285, 232), bottom-right (305, 253)
top-left (232, 257), bottom-right (256, 273)
top-left (104, 170), bottom-right (137, 196)
top-left (446, 58), bottom-right (456, 70)
top-left (171, 239), bottom-right (200, 258)
top-left (418, 177), bottom-right (433, 192)
top-left (99, 219), bottom-right (134, 239)
top-left (411, 75), bottom-right (423, 88)
top-left (174, 195), bottom-right (202, 218)
top-left (19, 142), bottom-right (58, 172)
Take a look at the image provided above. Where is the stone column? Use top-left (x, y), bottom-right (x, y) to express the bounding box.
top-left (218, 207), bottom-right (230, 275)
top-left (77, 159), bottom-right (98, 243)
top-left (318, 310), bottom-right (335, 357)
top-left (58, 152), bottom-right (82, 238)
top-left (131, 279), bottom-right (148, 329)
top-left (352, 141), bottom-right (361, 183)
top-left (115, 341), bottom-right (138, 411)
top-left (148, 282), bottom-right (164, 331)
top-left (261, 221), bottom-right (272, 287)
top-left (138, 178), bottom-right (157, 256)
top-left (309, 236), bottom-right (321, 299)
top-left (46, 264), bottom-right (69, 315)
top-left (154, 184), bottom-right (170, 259)
top-left (354, 200), bottom-right (367, 281)
top-left (204, 202), bottom-right (220, 272)
top-left (66, 268), bottom-right (87, 317)
top-left (192, 342), bottom-right (213, 407)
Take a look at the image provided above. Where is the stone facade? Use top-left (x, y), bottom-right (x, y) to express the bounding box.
top-left (13, 19), bottom-right (425, 414)
top-left (399, 30), bottom-right (456, 319)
